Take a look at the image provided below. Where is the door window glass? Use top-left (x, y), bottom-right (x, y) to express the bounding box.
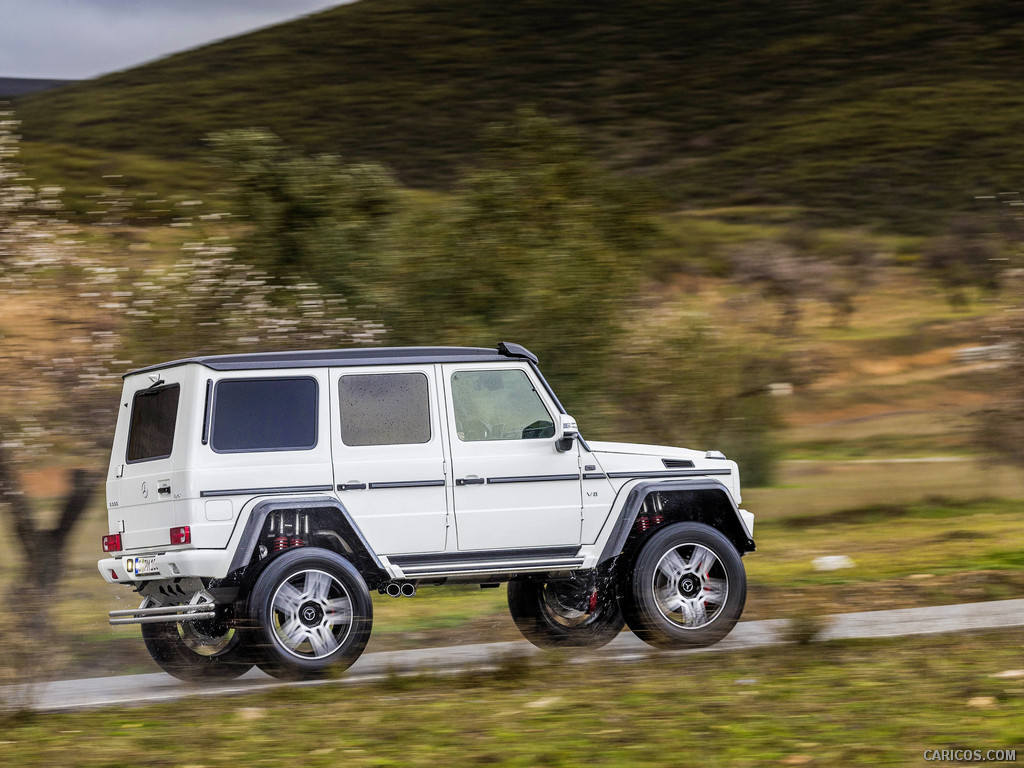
top-left (126, 384), bottom-right (180, 463)
top-left (339, 372), bottom-right (431, 446)
top-left (212, 378), bottom-right (318, 452)
top-left (451, 369), bottom-right (554, 442)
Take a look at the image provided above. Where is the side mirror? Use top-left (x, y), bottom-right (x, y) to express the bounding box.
top-left (555, 415), bottom-right (578, 453)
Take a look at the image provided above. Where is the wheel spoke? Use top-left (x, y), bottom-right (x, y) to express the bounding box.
top-left (325, 596), bottom-right (352, 624)
top-left (658, 548), bottom-right (687, 580)
top-left (274, 581), bottom-right (304, 615)
top-left (308, 624), bottom-right (338, 656)
top-left (304, 570), bottom-right (334, 602)
top-left (659, 590), bottom-right (685, 614)
top-left (688, 545), bottom-right (718, 577)
top-left (688, 598), bottom-right (708, 626)
top-left (277, 617), bottom-right (306, 649)
top-left (702, 577), bottom-right (727, 605)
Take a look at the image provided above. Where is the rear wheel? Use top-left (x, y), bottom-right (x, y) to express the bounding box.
top-left (246, 548), bottom-right (372, 680)
top-left (619, 522), bottom-right (746, 649)
top-left (507, 574), bottom-right (624, 650)
top-left (142, 619), bottom-right (252, 682)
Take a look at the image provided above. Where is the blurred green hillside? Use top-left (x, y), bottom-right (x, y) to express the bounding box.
top-left (14, 0), bottom-right (1024, 231)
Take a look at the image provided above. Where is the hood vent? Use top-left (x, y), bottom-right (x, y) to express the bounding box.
top-left (662, 458), bottom-right (695, 469)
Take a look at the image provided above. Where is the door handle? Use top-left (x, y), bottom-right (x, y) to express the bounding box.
top-left (456, 477), bottom-right (486, 486)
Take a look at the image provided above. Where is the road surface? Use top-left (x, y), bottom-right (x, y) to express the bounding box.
top-left (4, 598), bottom-right (1022, 712)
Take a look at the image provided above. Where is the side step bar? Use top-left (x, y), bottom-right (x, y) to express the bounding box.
top-left (109, 595), bottom-right (217, 626)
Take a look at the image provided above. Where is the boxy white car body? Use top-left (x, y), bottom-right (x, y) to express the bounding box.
top-left (99, 354), bottom-right (750, 583)
top-left (98, 344), bottom-right (754, 679)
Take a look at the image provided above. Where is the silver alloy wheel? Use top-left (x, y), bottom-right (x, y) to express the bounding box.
top-left (651, 543), bottom-right (729, 629)
top-left (540, 583), bottom-right (590, 627)
top-left (269, 568), bottom-right (353, 659)
top-left (179, 623), bottom-right (237, 657)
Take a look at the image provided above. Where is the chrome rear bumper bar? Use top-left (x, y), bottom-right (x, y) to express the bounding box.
top-left (108, 594), bottom-right (217, 626)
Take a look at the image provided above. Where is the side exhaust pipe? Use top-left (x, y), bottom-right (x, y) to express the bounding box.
top-left (380, 581), bottom-right (417, 597)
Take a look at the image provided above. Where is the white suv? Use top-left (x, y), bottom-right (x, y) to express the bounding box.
top-left (98, 342), bottom-right (755, 680)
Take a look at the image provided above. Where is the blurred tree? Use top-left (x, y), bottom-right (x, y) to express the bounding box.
top-left (211, 113), bottom-right (653, 407)
top-left (600, 305), bottom-right (781, 486)
top-left (206, 128), bottom-right (399, 305)
top-left (922, 216), bottom-right (1003, 308)
top-left (728, 241), bottom-right (814, 336)
top-left (0, 114), bottom-right (384, 649)
top-left (120, 239), bottom-right (384, 365)
top-left (729, 237), bottom-right (879, 333)
top-left (373, 111), bottom-right (652, 404)
top-left (0, 111), bottom-right (115, 630)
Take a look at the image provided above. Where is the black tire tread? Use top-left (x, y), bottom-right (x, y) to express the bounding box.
top-left (507, 577), bottom-right (624, 650)
top-left (619, 521), bottom-right (746, 649)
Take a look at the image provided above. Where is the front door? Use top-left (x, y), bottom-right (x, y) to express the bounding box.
top-left (442, 363), bottom-right (582, 551)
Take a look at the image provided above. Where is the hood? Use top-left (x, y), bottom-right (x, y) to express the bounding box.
top-left (586, 440), bottom-right (707, 461)
top-left (586, 440), bottom-right (741, 502)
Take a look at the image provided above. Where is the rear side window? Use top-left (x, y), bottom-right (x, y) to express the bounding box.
top-left (212, 377), bottom-right (318, 453)
top-left (339, 373), bottom-right (431, 446)
top-left (126, 384), bottom-right (180, 463)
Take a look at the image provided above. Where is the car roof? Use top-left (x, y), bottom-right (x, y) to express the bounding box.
top-left (125, 342), bottom-right (538, 378)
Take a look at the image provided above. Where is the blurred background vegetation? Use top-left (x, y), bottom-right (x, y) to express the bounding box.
top-left (2, 1), bottom-right (1024, 755)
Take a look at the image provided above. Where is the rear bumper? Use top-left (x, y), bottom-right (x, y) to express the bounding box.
top-left (98, 548), bottom-right (232, 583)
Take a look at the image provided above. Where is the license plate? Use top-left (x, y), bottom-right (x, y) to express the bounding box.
top-left (126, 556), bottom-right (159, 576)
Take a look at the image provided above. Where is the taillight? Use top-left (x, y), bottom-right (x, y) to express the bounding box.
top-left (102, 534), bottom-right (122, 553)
top-left (169, 526), bottom-right (191, 545)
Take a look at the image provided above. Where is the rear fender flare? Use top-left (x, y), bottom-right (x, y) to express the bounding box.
top-left (226, 497), bottom-right (386, 587)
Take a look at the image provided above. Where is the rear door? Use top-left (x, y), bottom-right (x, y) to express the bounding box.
top-left (112, 369), bottom-right (189, 550)
top-left (330, 365), bottom-right (449, 555)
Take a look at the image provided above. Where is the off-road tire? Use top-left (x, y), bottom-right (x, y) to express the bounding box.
top-left (619, 521), bottom-right (745, 649)
top-left (142, 620), bottom-right (252, 682)
top-left (245, 547), bottom-right (372, 680)
top-left (507, 575), bottom-right (624, 650)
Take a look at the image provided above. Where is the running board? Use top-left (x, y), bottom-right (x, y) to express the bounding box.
top-left (397, 557), bottom-right (585, 579)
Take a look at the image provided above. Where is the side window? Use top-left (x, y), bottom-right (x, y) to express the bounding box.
top-left (450, 369), bottom-right (554, 442)
top-left (211, 378), bottom-right (318, 453)
top-left (126, 384), bottom-right (180, 463)
top-left (339, 372), bottom-right (431, 447)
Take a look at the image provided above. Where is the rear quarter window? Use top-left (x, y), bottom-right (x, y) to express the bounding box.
top-left (211, 377), bottom-right (318, 453)
top-left (126, 384), bottom-right (181, 463)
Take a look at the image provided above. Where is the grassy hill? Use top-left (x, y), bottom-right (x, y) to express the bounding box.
top-left (14, 0), bottom-right (1024, 232)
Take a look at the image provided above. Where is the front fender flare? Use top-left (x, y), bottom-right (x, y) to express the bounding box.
top-left (597, 478), bottom-right (755, 565)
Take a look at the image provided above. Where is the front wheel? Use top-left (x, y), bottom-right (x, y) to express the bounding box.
top-left (142, 619), bottom-right (252, 682)
top-left (246, 548), bottom-right (372, 680)
top-left (507, 575), bottom-right (624, 650)
top-left (619, 522), bottom-right (746, 649)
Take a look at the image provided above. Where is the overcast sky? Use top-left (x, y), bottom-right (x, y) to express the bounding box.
top-left (0, 0), bottom-right (353, 80)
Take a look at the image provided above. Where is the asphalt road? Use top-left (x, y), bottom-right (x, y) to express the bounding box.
top-left (5, 598), bottom-right (1023, 713)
